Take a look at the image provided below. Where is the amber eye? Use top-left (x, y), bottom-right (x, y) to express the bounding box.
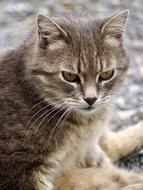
top-left (99, 70), bottom-right (114, 82)
top-left (62, 71), bottom-right (80, 83)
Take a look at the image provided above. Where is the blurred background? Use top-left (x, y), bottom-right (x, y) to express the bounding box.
top-left (0, 0), bottom-right (143, 171)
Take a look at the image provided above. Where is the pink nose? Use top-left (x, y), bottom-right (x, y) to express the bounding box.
top-left (83, 97), bottom-right (97, 105)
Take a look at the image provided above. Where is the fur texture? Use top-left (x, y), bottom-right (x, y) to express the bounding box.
top-left (0, 10), bottom-right (143, 190)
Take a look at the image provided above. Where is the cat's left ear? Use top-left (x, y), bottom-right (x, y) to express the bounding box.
top-left (37, 14), bottom-right (67, 48)
top-left (101, 10), bottom-right (129, 43)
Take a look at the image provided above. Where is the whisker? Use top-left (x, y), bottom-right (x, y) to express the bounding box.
top-left (26, 99), bottom-right (64, 129)
top-left (54, 107), bottom-right (70, 129)
top-left (55, 108), bottom-right (71, 144)
top-left (34, 105), bottom-right (67, 139)
top-left (47, 108), bottom-right (71, 146)
top-left (25, 101), bottom-right (64, 139)
top-left (28, 97), bottom-right (64, 113)
top-left (68, 103), bottom-right (84, 107)
top-left (35, 103), bottom-right (65, 131)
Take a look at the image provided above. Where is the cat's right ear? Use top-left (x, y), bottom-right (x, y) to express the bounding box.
top-left (37, 14), bottom-right (68, 48)
top-left (101, 10), bottom-right (129, 46)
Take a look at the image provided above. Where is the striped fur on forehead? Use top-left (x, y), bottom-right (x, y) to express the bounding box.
top-left (36, 12), bottom-right (128, 75)
top-left (55, 14), bottom-right (102, 61)
top-left (54, 14), bottom-right (126, 74)
top-left (78, 45), bottom-right (98, 74)
top-left (60, 20), bottom-right (100, 74)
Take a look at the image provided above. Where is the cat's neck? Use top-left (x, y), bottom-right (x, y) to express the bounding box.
top-left (70, 105), bottom-right (110, 126)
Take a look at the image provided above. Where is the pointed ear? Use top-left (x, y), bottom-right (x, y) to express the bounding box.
top-left (37, 14), bottom-right (67, 48)
top-left (101, 10), bottom-right (129, 43)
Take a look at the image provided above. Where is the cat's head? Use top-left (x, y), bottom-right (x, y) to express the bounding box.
top-left (27, 10), bottom-right (129, 114)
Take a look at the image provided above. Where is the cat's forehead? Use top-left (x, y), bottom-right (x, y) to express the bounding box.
top-left (61, 16), bottom-right (101, 43)
top-left (44, 14), bottom-right (125, 73)
top-left (63, 42), bottom-right (117, 75)
top-left (60, 17), bottom-right (102, 72)
top-left (62, 41), bottom-right (99, 74)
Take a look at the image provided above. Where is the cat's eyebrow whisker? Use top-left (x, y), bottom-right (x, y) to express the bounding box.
top-left (35, 105), bottom-right (68, 139)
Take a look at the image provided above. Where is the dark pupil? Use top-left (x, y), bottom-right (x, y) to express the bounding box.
top-left (105, 72), bottom-right (109, 77)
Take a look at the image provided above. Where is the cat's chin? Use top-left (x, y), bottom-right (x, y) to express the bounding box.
top-left (76, 107), bottom-right (97, 115)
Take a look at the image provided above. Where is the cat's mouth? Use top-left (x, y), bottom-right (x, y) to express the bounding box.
top-left (82, 106), bottom-right (95, 111)
top-left (79, 106), bottom-right (96, 114)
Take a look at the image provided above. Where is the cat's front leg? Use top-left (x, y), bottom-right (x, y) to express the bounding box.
top-left (34, 164), bottom-right (59, 190)
top-left (123, 184), bottom-right (143, 190)
top-left (34, 171), bottom-right (54, 190)
top-left (85, 144), bottom-right (110, 168)
top-left (84, 147), bottom-right (143, 188)
top-left (55, 165), bottom-right (143, 190)
top-left (100, 121), bottom-right (143, 161)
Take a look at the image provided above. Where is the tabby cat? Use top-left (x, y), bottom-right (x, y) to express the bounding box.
top-left (0, 9), bottom-right (143, 190)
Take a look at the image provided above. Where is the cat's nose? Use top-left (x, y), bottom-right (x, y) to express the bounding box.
top-left (83, 97), bottom-right (97, 106)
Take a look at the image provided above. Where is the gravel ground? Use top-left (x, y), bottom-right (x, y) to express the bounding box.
top-left (0, 0), bottom-right (143, 172)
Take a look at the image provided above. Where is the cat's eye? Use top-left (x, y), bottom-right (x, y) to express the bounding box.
top-left (99, 70), bottom-right (114, 82)
top-left (62, 71), bottom-right (80, 83)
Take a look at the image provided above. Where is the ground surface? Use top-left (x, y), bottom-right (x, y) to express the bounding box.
top-left (0, 0), bottom-right (143, 171)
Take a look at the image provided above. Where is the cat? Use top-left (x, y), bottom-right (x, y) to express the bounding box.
top-left (0, 9), bottom-right (143, 190)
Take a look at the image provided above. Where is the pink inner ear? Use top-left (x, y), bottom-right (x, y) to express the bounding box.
top-left (115, 33), bottom-right (122, 39)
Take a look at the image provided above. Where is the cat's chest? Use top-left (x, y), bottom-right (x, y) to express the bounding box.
top-left (47, 123), bottom-right (101, 174)
top-left (36, 122), bottom-right (104, 189)
top-left (60, 136), bottom-right (97, 173)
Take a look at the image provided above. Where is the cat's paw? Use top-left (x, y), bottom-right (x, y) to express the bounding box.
top-left (122, 184), bottom-right (143, 190)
